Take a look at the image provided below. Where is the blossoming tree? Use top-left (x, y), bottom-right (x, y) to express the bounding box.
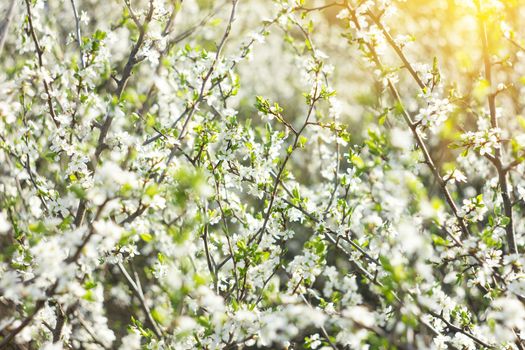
top-left (1, 0), bottom-right (525, 349)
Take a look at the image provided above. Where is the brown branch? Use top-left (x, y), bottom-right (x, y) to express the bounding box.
top-left (0, 300), bottom-right (45, 349)
top-left (476, 0), bottom-right (517, 254)
top-left (158, 0), bottom-right (239, 183)
top-left (23, 0), bottom-right (60, 128)
top-left (74, 0), bottom-right (157, 226)
top-left (346, 3), bottom-right (471, 238)
top-left (366, 10), bottom-right (426, 90)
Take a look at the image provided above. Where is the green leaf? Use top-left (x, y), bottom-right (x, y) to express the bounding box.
top-left (145, 183), bottom-right (158, 198)
top-left (298, 135), bottom-right (308, 148)
top-left (140, 233), bottom-right (153, 242)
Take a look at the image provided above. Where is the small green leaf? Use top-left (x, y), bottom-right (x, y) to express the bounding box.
top-left (140, 233), bottom-right (153, 242)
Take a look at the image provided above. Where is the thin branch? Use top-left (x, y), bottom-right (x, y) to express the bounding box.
top-left (346, 3), bottom-right (471, 238)
top-left (23, 0), bottom-right (60, 128)
top-left (0, 300), bottom-right (45, 349)
top-left (77, 316), bottom-right (111, 349)
top-left (0, 0), bottom-right (16, 56)
top-left (476, 0), bottom-right (517, 254)
top-left (429, 311), bottom-right (493, 349)
top-left (158, 0), bottom-right (239, 183)
top-left (69, 0), bottom-right (85, 68)
top-left (168, 1), bottom-right (226, 46)
top-left (74, 0), bottom-right (157, 226)
top-left (505, 35), bottom-right (525, 52)
top-left (294, 2), bottom-right (345, 13)
top-left (366, 10), bottom-right (426, 90)
top-left (116, 261), bottom-right (163, 338)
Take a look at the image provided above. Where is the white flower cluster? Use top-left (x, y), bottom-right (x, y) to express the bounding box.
top-left (459, 128), bottom-right (502, 156)
top-left (415, 92), bottom-right (453, 130)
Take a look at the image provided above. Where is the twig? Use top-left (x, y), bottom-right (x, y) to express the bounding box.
top-left (116, 261), bottom-right (163, 338)
top-left (0, 0), bottom-right (16, 56)
top-left (475, 0), bottom-right (517, 254)
top-left (23, 0), bottom-right (60, 128)
top-left (158, 0), bottom-right (239, 183)
top-left (346, 3), bottom-right (471, 238)
top-left (74, 0), bottom-right (157, 226)
top-left (69, 0), bottom-right (85, 69)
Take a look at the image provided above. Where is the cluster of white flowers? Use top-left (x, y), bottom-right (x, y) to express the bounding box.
top-left (459, 127), bottom-right (502, 156)
top-left (460, 195), bottom-right (488, 222)
top-left (415, 92), bottom-right (454, 130)
top-left (444, 168), bottom-right (467, 184)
